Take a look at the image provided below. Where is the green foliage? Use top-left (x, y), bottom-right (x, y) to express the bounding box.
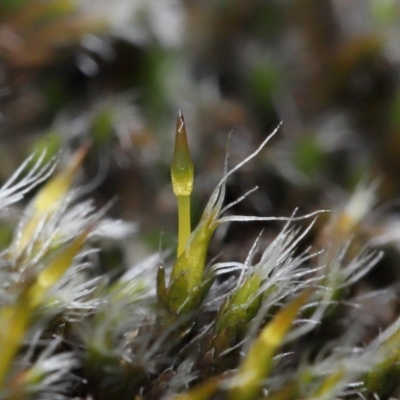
top-left (0, 114), bottom-right (399, 400)
top-left (3, 1), bottom-right (400, 399)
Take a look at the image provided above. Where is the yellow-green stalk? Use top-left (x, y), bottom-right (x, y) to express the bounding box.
top-left (171, 111), bottom-right (194, 257)
top-left (0, 290), bottom-right (30, 387)
top-left (230, 290), bottom-right (311, 400)
top-left (27, 230), bottom-right (89, 308)
top-left (308, 369), bottom-right (345, 400)
top-left (12, 144), bottom-right (89, 260)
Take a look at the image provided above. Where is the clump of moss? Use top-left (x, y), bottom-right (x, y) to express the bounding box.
top-left (0, 114), bottom-right (399, 400)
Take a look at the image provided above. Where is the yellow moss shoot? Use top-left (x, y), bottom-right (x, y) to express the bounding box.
top-left (28, 230), bottom-right (88, 308)
top-left (14, 144), bottom-right (89, 258)
top-left (230, 290), bottom-right (311, 400)
top-left (0, 291), bottom-right (30, 387)
top-left (171, 111), bottom-right (194, 257)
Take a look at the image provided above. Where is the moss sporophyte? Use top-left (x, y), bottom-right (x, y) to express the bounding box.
top-left (171, 111), bottom-right (194, 259)
top-left (1, 113), bottom-right (399, 399)
top-left (159, 115), bottom-right (324, 317)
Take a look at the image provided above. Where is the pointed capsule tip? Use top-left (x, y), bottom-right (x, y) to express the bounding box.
top-left (176, 111), bottom-right (185, 133)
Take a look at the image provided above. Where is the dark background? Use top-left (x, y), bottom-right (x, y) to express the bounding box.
top-left (1, 0), bottom-right (400, 263)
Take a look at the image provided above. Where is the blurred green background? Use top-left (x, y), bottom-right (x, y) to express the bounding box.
top-left (1, 0), bottom-right (400, 261)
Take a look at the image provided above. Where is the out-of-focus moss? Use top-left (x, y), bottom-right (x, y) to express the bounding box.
top-left (293, 134), bottom-right (324, 178)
